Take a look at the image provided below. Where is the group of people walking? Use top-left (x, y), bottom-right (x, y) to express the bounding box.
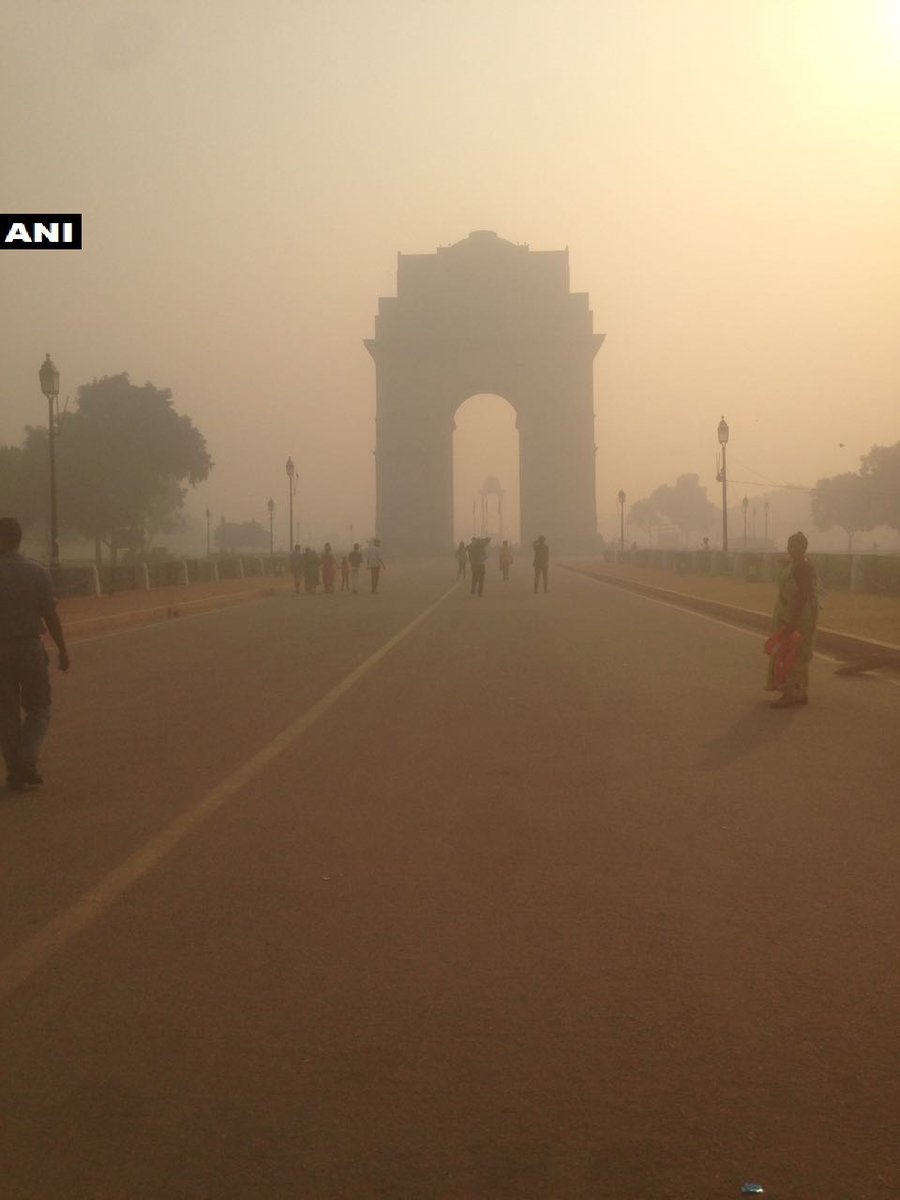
top-left (455, 535), bottom-right (550, 597)
top-left (0, 507), bottom-right (826, 796)
top-left (289, 539), bottom-right (385, 595)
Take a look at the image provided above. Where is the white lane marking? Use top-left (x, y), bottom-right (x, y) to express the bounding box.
top-left (0, 583), bottom-right (458, 1002)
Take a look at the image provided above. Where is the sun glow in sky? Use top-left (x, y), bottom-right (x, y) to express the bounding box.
top-left (2, 0), bottom-right (899, 549)
top-left (880, 0), bottom-right (900, 53)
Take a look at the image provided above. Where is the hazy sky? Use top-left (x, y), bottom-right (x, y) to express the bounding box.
top-left (3, 0), bottom-right (899, 547)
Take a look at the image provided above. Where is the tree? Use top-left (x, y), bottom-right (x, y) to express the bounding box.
top-left (628, 497), bottom-right (662, 545)
top-left (859, 441), bottom-right (900, 531)
top-left (143, 478), bottom-right (189, 551)
top-left (19, 373), bottom-right (212, 563)
top-left (811, 471), bottom-right (877, 551)
top-left (648, 474), bottom-right (716, 545)
top-left (0, 445), bottom-right (27, 518)
top-left (214, 520), bottom-right (268, 553)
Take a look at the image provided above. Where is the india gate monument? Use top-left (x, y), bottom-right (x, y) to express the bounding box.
top-left (365, 230), bottom-right (605, 554)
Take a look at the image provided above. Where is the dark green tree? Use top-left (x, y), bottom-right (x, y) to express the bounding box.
top-left (859, 441), bottom-right (900, 530)
top-left (812, 471), bottom-right (878, 551)
top-left (628, 497), bottom-right (662, 545)
top-left (0, 445), bottom-right (28, 518)
top-left (648, 474), bottom-right (716, 545)
top-left (18, 373), bottom-right (212, 564)
top-left (214, 520), bottom-right (268, 553)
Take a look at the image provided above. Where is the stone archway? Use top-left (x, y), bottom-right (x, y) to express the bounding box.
top-left (364, 231), bottom-right (605, 555)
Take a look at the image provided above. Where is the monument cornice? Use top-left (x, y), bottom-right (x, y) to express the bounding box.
top-left (365, 333), bottom-right (605, 360)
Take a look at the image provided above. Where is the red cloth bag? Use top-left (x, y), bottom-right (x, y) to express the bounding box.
top-left (764, 624), bottom-right (801, 689)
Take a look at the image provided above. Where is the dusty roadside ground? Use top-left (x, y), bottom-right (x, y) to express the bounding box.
top-left (57, 576), bottom-right (291, 642)
top-left (565, 559), bottom-right (900, 647)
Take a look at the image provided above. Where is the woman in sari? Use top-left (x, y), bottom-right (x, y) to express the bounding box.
top-left (765, 531), bottom-right (819, 708)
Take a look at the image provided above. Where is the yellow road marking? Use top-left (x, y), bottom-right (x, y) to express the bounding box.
top-left (0, 583), bottom-right (457, 1003)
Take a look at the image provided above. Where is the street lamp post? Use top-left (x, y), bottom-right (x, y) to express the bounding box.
top-left (717, 416), bottom-right (730, 551)
top-left (617, 489), bottom-right (626, 554)
top-left (742, 495), bottom-right (749, 548)
top-left (38, 354), bottom-right (61, 569)
top-left (267, 498), bottom-right (275, 555)
top-left (764, 500), bottom-right (770, 543)
top-left (285, 457), bottom-right (295, 551)
top-left (205, 507), bottom-right (211, 556)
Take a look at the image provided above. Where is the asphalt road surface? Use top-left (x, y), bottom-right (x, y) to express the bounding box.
top-left (2, 560), bottom-right (898, 1199)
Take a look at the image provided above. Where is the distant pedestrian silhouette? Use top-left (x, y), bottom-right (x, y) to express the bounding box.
top-left (340, 554), bottom-right (350, 591)
top-left (302, 546), bottom-right (320, 593)
top-left (455, 540), bottom-right (468, 579)
top-left (499, 540), bottom-right (513, 581)
top-left (533, 535), bottom-right (549, 593)
top-left (467, 536), bottom-right (489, 597)
top-left (348, 542), bottom-right (363, 593)
top-left (366, 538), bottom-right (385, 593)
top-left (289, 543), bottom-right (303, 594)
top-left (321, 543), bottom-right (336, 593)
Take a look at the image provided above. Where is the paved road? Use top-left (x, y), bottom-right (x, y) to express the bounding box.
top-left (2, 561), bottom-right (898, 1199)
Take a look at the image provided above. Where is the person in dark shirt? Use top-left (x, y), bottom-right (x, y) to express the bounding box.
top-left (302, 546), bottom-right (320, 593)
top-left (321, 543), bottom-right (336, 593)
top-left (532, 535), bottom-right (550, 593)
top-left (348, 543), bottom-right (363, 594)
top-left (289, 544), bottom-right (303, 594)
top-left (467, 537), bottom-right (489, 597)
top-left (0, 517), bottom-right (70, 791)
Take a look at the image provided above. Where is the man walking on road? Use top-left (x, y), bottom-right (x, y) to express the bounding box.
top-left (0, 517), bottom-right (70, 791)
top-left (533, 534), bottom-right (550, 593)
top-left (366, 538), bottom-right (385, 594)
top-left (467, 536), bottom-right (489, 597)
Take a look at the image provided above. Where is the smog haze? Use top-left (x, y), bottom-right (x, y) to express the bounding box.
top-left (3, 0), bottom-right (899, 548)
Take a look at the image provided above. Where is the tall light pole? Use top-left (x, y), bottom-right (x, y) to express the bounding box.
top-left (285, 457), bottom-right (295, 551)
top-left (205, 506), bottom-right (211, 556)
top-left (38, 354), bottom-right (61, 570)
top-left (717, 416), bottom-right (730, 551)
top-left (764, 500), bottom-right (770, 543)
top-left (742, 495), bottom-right (749, 547)
top-left (267, 498), bottom-right (275, 554)
top-left (617, 489), bottom-right (626, 554)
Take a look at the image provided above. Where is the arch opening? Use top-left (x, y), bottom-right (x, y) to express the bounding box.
top-left (453, 394), bottom-right (520, 547)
